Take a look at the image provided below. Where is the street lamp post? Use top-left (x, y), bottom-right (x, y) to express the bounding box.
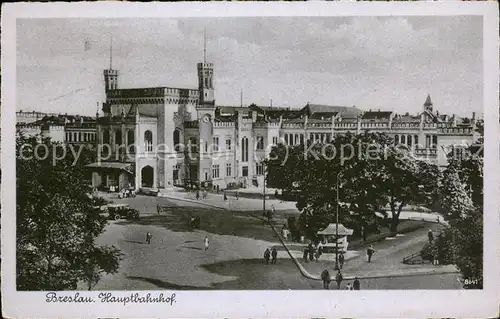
top-left (263, 163), bottom-right (266, 216)
top-left (334, 172), bottom-right (342, 271)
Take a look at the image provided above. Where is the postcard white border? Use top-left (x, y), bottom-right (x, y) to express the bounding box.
top-left (2, 2), bottom-right (499, 318)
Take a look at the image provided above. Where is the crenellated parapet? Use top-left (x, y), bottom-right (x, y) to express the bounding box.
top-left (214, 121), bottom-right (234, 128)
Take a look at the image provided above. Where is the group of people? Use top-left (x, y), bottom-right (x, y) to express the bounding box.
top-left (195, 189), bottom-right (209, 200)
top-left (303, 242), bottom-right (325, 263)
top-left (263, 247), bottom-right (278, 264)
top-left (321, 269), bottom-right (361, 290)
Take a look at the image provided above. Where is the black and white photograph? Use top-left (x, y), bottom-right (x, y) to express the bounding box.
top-left (2, 2), bottom-right (499, 318)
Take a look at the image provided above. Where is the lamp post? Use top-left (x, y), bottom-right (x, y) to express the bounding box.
top-left (263, 162), bottom-right (266, 215)
top-left (334, 172), bottom-right (342, 271)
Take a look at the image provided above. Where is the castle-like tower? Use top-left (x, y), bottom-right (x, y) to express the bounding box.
top-left (196, 31), bottom-right (217, 182)
top-left (103, 39), bottom-right (119, 92)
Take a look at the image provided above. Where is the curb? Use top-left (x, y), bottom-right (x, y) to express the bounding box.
top-left (159, 195), bottom-right (229, 211)
top-left (267, 219), bottom-right (459, 281)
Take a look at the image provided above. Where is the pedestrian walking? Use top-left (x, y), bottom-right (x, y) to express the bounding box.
top-left (271, 205), bottom-right (276, 215)
top-left (264, 248), bottom-right (271, 265)
top-left (271, 248), bottom-right (278, 264)
top-left (157, 204), bottom-right (161, 215)
top-left (432, 246), bottom-right (439, 265)
top-left (274, 189), bottom-right (279, 198)
top-left (367, 245), bottom-right (375, 263)
top-left (235, 191), bottom-right (239, 200)
top-left (309, 247), bottom-right (315, 262)
top-left (428, 229), bottom-right (434, 243)
top-left (335, 271), bottom-right (343, 290)
top-left (216, 185), bottom-right (220, 194)
top-left (303, 248), bottom-right (309, 263)
top-left (338, 252), bottom-right (345, 269)
top-left (196, 190), bottom-right (200, 200)
top-left (321, 269), bottom-right (331, 290)
top-left (353, 277), bottom-right (360, 290)
top-left (267, 210), bottom-right (273, 222)
top-left (204, 236), bottom-right (209, 251)
top-left (145, 232), bottom-right (152, 244)
top-left (203, 189), bottom-right (207, 200)
top-left (223, 191), bottom-right (227, 201)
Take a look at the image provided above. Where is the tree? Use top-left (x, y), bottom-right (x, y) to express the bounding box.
top-left (16, 134), bottom-right (122, 290)
top-left (433, 124), bottom-right (484, 289)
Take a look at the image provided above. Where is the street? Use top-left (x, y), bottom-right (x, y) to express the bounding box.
top-left (84, 193), bottom-right (462, 290)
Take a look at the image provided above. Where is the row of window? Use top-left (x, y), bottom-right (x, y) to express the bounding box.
top-left (211, 162), bottom-right (264, 179)
top-left (395, 134), bottom-right (437, 149)
top-left (66, 131), bottom-right (96, 143)
top-left (284, 133), bottom-right (331, 145)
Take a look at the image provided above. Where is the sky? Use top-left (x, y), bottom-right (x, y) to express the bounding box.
top-left (16, 16), bottom-right (483, 117)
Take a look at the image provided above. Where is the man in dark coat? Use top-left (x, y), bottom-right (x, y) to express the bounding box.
top-left (338, 252), bottom-right (345, 269)
top-left (145, 232), bottom-right (152, 244)
top-left (428, 229), bottom-right (434, 243)
top-left (321, 269), bottom-right (331, 289)
top-left (264, 248), bottom-right (271, 265)
top-left (353, 277), bottom-right (360, 290)
top-left (271, 248), bottom-right (278, 264)
top-left (367, 245), bottom-right (375, 263)
top-left (303, 248), bottom-right (309, 263)
top-left (335, 271), bottom-right (343, 290)
top-left (196, 190), bottom-right (200, 200)
top-left (223, 191), bottom-right (227, 201)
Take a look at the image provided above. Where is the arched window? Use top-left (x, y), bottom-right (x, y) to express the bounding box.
top-left (173, 129), bottom-right (180, 152)
top-left (394, 134), bottom-right (399, 144)
top-left (115, 130), bottom-right (122, 146)
top-left (127, 130), bottom-right (135, 153)
top-left (103, 129), bottom-right (110, 144)
top-left (401, 135), bottom-right (406, 145)
top-left (144, 130), bottom-right (153, 152)
top-left (414, 135), bottom-right (419, 147)
top-left (256, 136), bottom-right (264, 150)
top-left (284, 134), bottom-right (289, 144)
top-left (241, 137), bottom-right (248, 162)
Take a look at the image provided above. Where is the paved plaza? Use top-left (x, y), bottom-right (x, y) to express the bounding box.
top-left (87, 193), bottom-right (461, 290)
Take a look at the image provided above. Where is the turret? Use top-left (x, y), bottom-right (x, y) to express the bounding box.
top-left (423, 93), bottom-right (433, 113)
top-left (104, 37), bottom-right (118, 93)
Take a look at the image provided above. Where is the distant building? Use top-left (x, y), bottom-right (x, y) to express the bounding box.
top-left (88, 49), bottom-right (479, 193)
top-left (16, 114), bottom-right (97, 146)
top-left (16, 110), bottom-right (59, 124)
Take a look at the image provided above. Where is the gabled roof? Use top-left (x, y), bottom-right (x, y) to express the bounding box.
top-left (302, 104), bottom-right (362, 119)
top-left (362, 111), bottom-right (393, 120)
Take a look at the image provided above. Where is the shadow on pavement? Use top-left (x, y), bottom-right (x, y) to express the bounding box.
top-left (115, 206), bottom-right (281, 242)
top-left (184, 246), bottom-right (203, 251)
top-left (126, 276), bottom-right (211, 290)
top-left (200, 258), bottom-right (316, 290)
top-left (123, 240), bottom-right (147, 245)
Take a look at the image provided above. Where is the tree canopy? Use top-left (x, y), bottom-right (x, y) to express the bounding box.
top-left (265, 132), bottom-right (433, 239)
top-left (16, 134), bottom-right (121, 290)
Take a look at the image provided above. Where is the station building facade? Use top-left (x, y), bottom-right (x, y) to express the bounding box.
top-left (88, 58), bottom-right (480, 193)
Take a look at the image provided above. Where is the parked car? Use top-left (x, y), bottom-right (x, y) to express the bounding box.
top-left (106, 203), bottom-right (140, 220)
